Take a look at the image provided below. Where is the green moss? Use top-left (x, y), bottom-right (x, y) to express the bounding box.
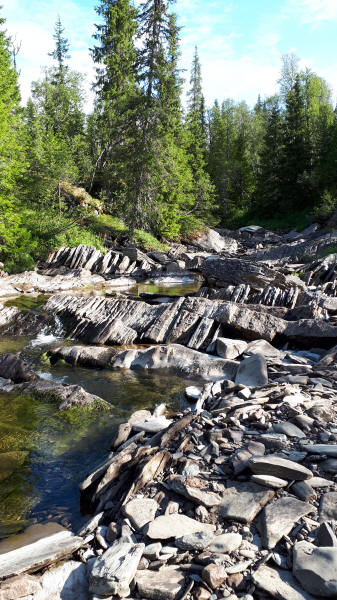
top-left (318, 246), bottom-right (337, 259)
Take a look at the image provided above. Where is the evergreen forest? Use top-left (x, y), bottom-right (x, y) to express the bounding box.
top-left (1, 0), bottom-right (337, 273)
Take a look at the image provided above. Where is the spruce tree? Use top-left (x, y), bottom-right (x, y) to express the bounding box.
top-left (48, 16), bottom-right (70, 82)
top-left (255, 101), bottom-right (283, 216)
top-left (186, 47), bottom-right (214, 222)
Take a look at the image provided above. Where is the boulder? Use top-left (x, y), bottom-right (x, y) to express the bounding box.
top-left (0, 353), bottom-right (37, 383)
top-left (258, 497), bottom-right (314, 549)
top-left (89, 538), bottom-right (144, 597)
top-left (235, 354), bottom-right (268, 387)
top-left (135, 565), bottom-right (186, 600)
top-left (249, 456), bottom-right (313, 481)
top-left (293, 540), bottom-right (337, 598)
top-left (216, 337), bottom-right (248, 359)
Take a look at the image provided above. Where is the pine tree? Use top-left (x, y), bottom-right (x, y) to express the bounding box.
top-left (185, 47), bottom-right (214, 222)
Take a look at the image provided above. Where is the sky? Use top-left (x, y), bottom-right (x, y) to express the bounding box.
top-left (2, 0), bottom-right (337, 111)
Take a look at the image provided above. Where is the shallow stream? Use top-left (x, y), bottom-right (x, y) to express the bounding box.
top-left (0, 278), bottom-right (200, 545)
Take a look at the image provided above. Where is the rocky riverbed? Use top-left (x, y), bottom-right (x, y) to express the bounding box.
top-left (0, 224), bottom-right (337, 599)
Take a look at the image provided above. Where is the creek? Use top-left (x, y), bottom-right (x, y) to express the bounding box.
top-left (0, 278), bottom-right (201, 545)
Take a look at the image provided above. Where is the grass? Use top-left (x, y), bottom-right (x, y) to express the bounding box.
top-left (89, 213), bottom-right (169, 252)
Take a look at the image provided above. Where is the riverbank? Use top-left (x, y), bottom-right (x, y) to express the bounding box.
top-left (0, 224), bottom-right (337, 599)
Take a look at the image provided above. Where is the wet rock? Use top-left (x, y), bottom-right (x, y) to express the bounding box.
top-left (216, 338), bottom-right (248, 359)
top-left (235, 354), bottom-right (268, 387)
top-left (0, 353), bottom-right (37, 383)
top-left (293, 540), bottom-right (337, 598)
top-left (249, 455), bottom-right (313, 481)
top-left (48, 345), bottom-right (117, 369)
top-left (319, 492), bottom-right (337, 523)
top-left (145, 514), bottom-right (216, 540)
top-left (259, 497), bottom-right (314, 549)
top-left (123, 498), bottom-right (158, 530)
top-left (253, 564), bottom-right (315, 600)
top-left (89, 538), bottom-right (144, 597)
top-left (220, 481), bottom-right (274, 523)
top-left (135, 564), bottom-right (186, 600)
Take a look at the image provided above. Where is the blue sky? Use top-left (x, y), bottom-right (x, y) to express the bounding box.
top-left (2, 0), bottom-right (337, 110)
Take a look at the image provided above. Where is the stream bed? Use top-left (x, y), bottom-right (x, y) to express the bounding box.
top-left (0, 279), bottom-right (200, 544)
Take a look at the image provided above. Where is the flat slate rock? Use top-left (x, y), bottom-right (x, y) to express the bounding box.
top-left (207, 532), bottom-right (242, 554)
top-left (145, 514), bottom-right (216, 540)
top-left (253, 564), bottom-right (315, 600)
top-left (175, 531), bottom-right (215, 552)
top-left (220, 481), bottom-right (274, 523)
top-left (168, 476), bottom-right (222, 507)
top-left (123, 498), bottom-right (158, 530)
top-left (249, 455), bottom-right (312, 481)
top-left (300, 444), bottom-right (337, 457)
top-left (251, 474), bottom-right (288, 489)
top-left (293, 540), bottom-right (337, 598)
top-left (273, 422), bottom-right (306, 439)
top-left (319, 492), bottom-right (337, 523)
top-left (235, 353), bottom-right (268, 387)
top-left (89, 539), bottom-right (144, 597)
top-left (136, 565), bottom-right (186, 600)
top-left (258, 497), bottom-right (314, 549)
top-left (0, 531), bottom-right (83, 578)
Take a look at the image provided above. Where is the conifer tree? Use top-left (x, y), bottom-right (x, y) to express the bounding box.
top-left (185, 47), bottom-right (214, 222)
top-left (48, 16), bottom-right (70, 80)
top-left (255, 101), bottom-right (283, 216)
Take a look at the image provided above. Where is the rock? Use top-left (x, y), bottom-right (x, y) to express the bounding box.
top-left (291, 481), bottom-right (316, 502)
top-left (253, 564), bottom-right (315, 600)
top-left (220, 481), bottom-right (274, 523)
top-left (37, 560), bottom-right (89, 600)
top-left (309, 476), bottom-right (334, 488)
top-left (300, 444), bottom-right (337, 457)
top-left (319, 492), bottom-right (337, 523)
top-left (48, 345), bottom-right (117, 369)
top-left (185, 385), bottom-right (202, 400)
top-left (175, 531), bottom-right (215, 552)
top-left (251, 475), bottom-right (288, 489)
top-left (258, 497), bottom-right (314, 549)
top-left (317, 522), bottom-right (337, 547)
top-left (245, 339), bottom-right (282, 358)
top-left (293, 540), bottom-right (337, 598)
top-left (0, 573), bottom-right (41, 599)
top-left (168, 476), bottom-right (222, 508)
top-left (194, 587), bottom-right (212, 600)
top-left (0, 530), bottom-right (83, 578)
top-left (111, 423), bottom-right (131, 449)
top-left (123, 498), bottom-right (158, 530)
top-left (143, 542), bottom-right (162, 559)
top-left (273, 422), bottom-right (306, 439)
top-left (191, 228), bottom-right (238, 253)
top-left (321, 459), bottom-right (337, 474)
top-left (249, 455), bottom-right (313, 481)
top-left (0, 353), bottom-right (37, 383)
top-left (145, 514), bottom-right (216, 540)
top-left (113, 344), bottom-right (238, 381)
top-left (202, 564), bottom-right (227, 590)
top-left (132, 415), bottom-right (173, 434)
top-left (201, 256), bottom-right (288, 291)
top-left (235, 354), bottom-right (268, 387)
top-left (216, 338), bottom-right (248, 359)
top-left (20, 377), bottom-right (110, 411)
top-left (89, 538), bottom-right (144, 597)
top-left (135, 565), bottom-right (186, 600)
top-left (207, 532), bottom-right (242, 554)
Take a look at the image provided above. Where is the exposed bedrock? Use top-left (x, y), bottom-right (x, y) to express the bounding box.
top-left (45, 293), bottom-right (337, 348)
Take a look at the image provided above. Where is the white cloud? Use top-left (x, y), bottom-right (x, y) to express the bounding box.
top-left (287, 0), bottom-right (337, 24)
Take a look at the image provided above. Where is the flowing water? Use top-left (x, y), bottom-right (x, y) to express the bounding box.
top-left (0, 279), bottom-right (201, 544)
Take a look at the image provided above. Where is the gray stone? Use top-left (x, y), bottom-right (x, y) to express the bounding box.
top-left (291, 481), bottom-right (317, 502)
top-left (220, 481), bottom-right (274, 523)
top-left (216, 338), bottom-right (248, 359)
top-left (319, 492), bottom-right (337, 523)
top-left (89, 538), bottom-right (144, 597)
top-left (300, 444), bottom-right (337, 457)
top-left (135, 565), bottom-right (186, 600)
top-left (253, 564), bottom-right (315, 600)
top-left (111, 422), bottom-right (131, 450)
top-left (259, 497), bottom-right (314, 549)
top-left (145, 514), bottom-right (216, 540)
top-left (175, 531), bottom-right (216, 552)
top-left (0, 574), bottom-right (41, 599)
top-left (37, 560), bottom-right (89, 600)
top-left (207, 532), bottom-right (242, 554)
top-left (185, 386), bottom-right (202, 400)
top-left (293, 540), bottom-right (337, 598)
top-left (249, 455), bottom-right (313, 481)
top-left (317, 522), bottom-right (337, 547)
top-left (143, 542), bottom-right (162, 559)
top-left (132, 415), bottom-right (172, 433)
top-left (273, 422), bottom-right (306, 439)
top-left (309, 476), bottom-right (334, 488)
top-left (235, 354), bottom-right (268, 387)
top-left (167, 476), bottom-right (222, 508)
top-left (251, 475), bottom-right (288, 489)
top-left (245, 339), bottom-right (282, 358)
top-left (322, 459), bottom-right (337, 474)
top-left (123, 498), bottom-right (158, 530)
